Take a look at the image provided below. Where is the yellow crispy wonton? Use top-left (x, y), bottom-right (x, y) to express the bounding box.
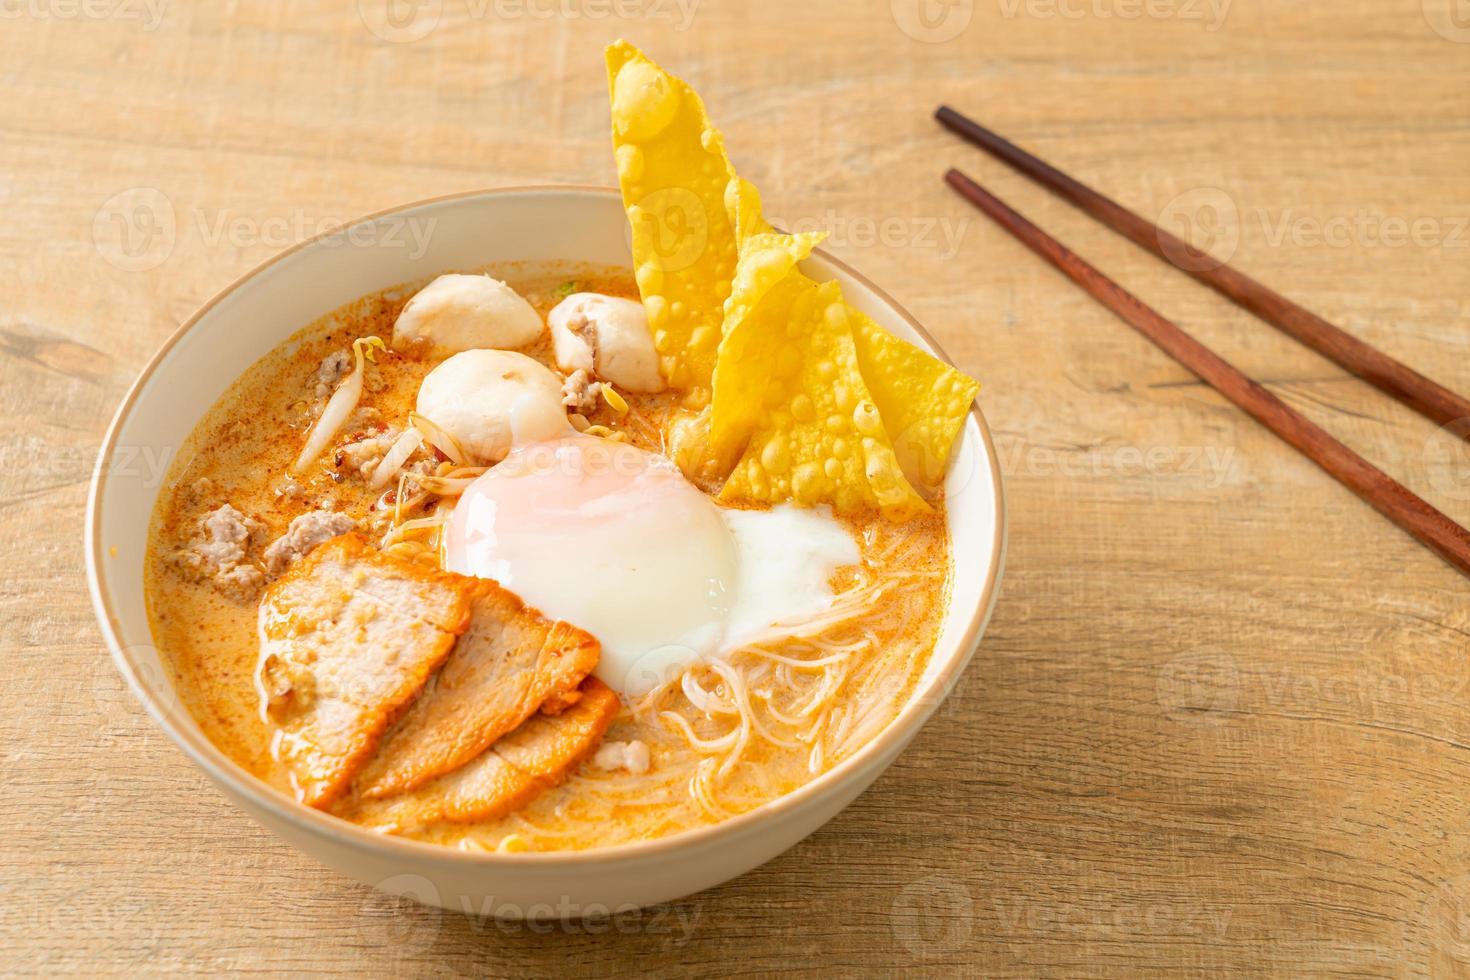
top-left (849, 310), bottom-right (980, 491)
top-left (607, 41), bottom-right (979, 519)
top-left (716, 277), bottom-right (930, 521)
top-left (725, 175), bottom-right (774, 247)
top-left (606, 40), bottom-right (739, 393)
top-left (709, 229), bottom-right (826, 472)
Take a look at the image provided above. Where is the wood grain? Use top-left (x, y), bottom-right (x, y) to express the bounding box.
top-left (945, 167), bottom-right (1470, 579)
top-left (4, 2), bottom-right (1470, 977)
top-left (936, 105), bottom-right (1470, 432)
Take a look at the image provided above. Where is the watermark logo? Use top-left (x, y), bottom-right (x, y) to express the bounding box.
top-left (358, 0), bottom-right (442, 43)
top-left (93, 188), bottom-right (176, 273)
top-left (631, 186), bottom-right (709, 274)
top-left (892, 422), bottom-right (976, 499)
top-left (1156, 186), bottom-right (1239, 272)
top-left (1423, 419), bottom-right (1470, 501)
top-left (891, 874), bottom-right (974, 957)
top-left (891, 0), bottom-right (974, 42)
top-left (618, 643), bottom-right (700, 699)
top-left (357, 874), bottom-right (444, 954)
top-left (1423, 0), bottom-right (1470, 42)
top-left (91, 653), bottom-right (143, 735)
top-left (1421, 873), bottom-right (1470, 967)
top-left (90, 643), bottom-right (184, 741)
top-left (1157, 650), bottom-right (1239, 725)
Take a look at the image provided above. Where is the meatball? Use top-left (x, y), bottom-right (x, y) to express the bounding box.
top-left (392, 274), bottom-right (543, 352)
top-left (415, 350), bottom-right (567, 463)
top-left (262, 510), bottom-right (357, 579)
top-left (548, 293), bottom-right (664, 393)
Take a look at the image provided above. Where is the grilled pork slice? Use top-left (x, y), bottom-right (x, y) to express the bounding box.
top-left (257, 534), bottom-right (474, 808)
top-left (338, 677), bottom-right (619, 833)
top-left (355, 580), bottom-right (601, 799)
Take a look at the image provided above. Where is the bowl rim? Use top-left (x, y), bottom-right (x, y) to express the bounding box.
top-left (86, 183), bottom-right (1007, 867)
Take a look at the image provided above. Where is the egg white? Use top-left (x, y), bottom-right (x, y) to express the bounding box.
top-left (443, 436), bottom-right (859, 697)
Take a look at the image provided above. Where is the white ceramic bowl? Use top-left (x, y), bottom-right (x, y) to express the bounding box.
top-left (87, 186), bottom-right (1006, 916)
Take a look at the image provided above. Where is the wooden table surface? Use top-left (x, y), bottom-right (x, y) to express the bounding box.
top-left (5, 1), bottom-right (1470, 976)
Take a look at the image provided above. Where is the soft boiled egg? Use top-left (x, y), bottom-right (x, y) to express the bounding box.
top-left (443, 434), bottom-right (859, 697)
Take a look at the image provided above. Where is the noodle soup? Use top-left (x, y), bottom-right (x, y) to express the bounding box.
top-left (145, 264), bottom-right (952, 853)
top-left (138, 44), bottom-right (983, 859)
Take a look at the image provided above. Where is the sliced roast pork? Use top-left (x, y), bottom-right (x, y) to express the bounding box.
top-left (355, 579), bottom-right (601, 799)
top-left (256, 534), bottom-right (474, 807)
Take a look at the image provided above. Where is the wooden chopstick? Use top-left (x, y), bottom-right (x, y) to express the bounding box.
top-left (935, 106), bottom-right (1470, 435)
top-left (943, 168), bottom-right (1470, 579)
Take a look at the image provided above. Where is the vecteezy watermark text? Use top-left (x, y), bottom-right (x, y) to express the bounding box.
top-left (892, 0), bottom-right (1229, 42)
top-left (0, 0), bottom-right (166, 29)
top-left (997, 0), bottom-right (1232, 31)
top-left (1256, 208), bottom-right (1470, 251)
top-left (1158, 650), bottom-right (1470, 728)
top-left (193, 209), bottom-right (438, 260)
top-left (890, 873), bottom-right (1232, 958)
top-left (1158, 187), bottom-right (1470, 271)
top-left (356, 874), bottom-right (701, 952)
top-left (994, 434), bottom-right (1239, 488)
top-left (768, 212), bottom-right (969, 260)
top-left (356, 0), bottom-right (698, 43)
top-left (93, 188), bottom-right (441, 272)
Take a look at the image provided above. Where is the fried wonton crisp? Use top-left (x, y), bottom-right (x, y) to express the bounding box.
top-left (606, 42), bottom-right (980, 516)
top-left (711, 229), bottom-right (978, 499)
top-left (710, 230), bottom-right (825, 472)
top-left (717, 278), bottom-right (931, 521)
top-left (725, 175), bottom-right (773, 246)
top-left (606, 40), bottom-right (739, 392)
top-left (849, 309), bottom-right (980, 490)
top-left (714, 175), bottom-right (978, 500)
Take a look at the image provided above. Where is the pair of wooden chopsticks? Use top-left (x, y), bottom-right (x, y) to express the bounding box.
top-left (936, 106), bottom-right (1470, 579)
